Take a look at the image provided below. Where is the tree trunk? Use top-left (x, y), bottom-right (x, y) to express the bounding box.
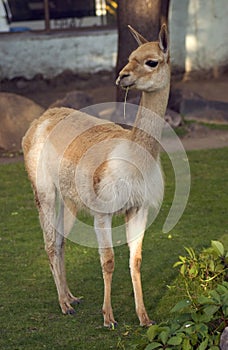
top-left (116, 0), bottom-right (170, 101)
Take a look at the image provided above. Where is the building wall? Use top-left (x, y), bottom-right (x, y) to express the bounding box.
top-left (0, 0), bottom-right (227, 80)
top-left (0, 30), bottom-right (117, 80)
top-left (169, 0), bottom-right (228, 76)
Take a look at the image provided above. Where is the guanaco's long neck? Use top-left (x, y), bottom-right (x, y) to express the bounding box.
top-left (130, 83), bottom-right (170, 158)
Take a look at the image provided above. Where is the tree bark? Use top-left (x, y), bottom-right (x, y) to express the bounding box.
top-left (116, 0), bottom-right (170, 101)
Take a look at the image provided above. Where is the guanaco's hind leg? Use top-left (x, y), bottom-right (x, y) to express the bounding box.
top-left (94, 214), bottom-right (117, 328)
top-left (126, 207), bottom-right (153, 326)
top-left (35, 186), bottom-right (79, 314)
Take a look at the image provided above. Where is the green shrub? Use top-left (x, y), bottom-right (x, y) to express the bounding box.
top-left (173, 240), bottom-right (228, 305)
top-left (128, 241), bottom-right (228, 350)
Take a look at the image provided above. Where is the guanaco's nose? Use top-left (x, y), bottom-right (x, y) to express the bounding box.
top-left (120, 73), bottom-right (131, 79)
top-left (116, 73), bottom-right (131, 85)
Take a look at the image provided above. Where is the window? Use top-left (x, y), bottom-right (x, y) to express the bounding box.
top-left (1, 0), bottom-right (117, 31)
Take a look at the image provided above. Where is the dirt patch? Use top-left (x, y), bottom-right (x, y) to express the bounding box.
top-left (0, 71), bottom-right (117, 109)
top-left (182, 126), bottom-right (228, 150)
top-left (0, 152), bottom-right (23, 164)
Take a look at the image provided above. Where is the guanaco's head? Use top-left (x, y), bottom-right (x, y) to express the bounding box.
top-left (116, 24), bottom-right (170, 92)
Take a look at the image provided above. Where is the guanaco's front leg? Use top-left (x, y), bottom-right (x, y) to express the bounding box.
top-left (126, 206), bottom-right (153, 326)
top-left (94, 214), bottom-right (117, 328)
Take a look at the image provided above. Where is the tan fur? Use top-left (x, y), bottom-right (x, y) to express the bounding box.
top-left (22, 25), bottom-right (170, 327)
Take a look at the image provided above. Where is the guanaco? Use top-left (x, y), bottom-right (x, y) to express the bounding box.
top-left (22, 24), bottom-right (170, 327)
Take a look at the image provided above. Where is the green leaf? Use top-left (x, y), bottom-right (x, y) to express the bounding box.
top-left (222, 305), bottom-right (228, 317)
top-left (222, 281), bottom-right (228, 288)
top-left (193, 312), bottom-right (212, 323)
top-left (203, 305), bottom-right (220, 316)
top-left (197, 337), bottom-right (208, 350)
top-left (209, 290), bottom-right (221, 303)
top-left (167, 335), bottom-right (183, 346)
top-left (177, 314), bottom-right (193, 325)
top-left (160, 330), bottom-right (169, 345)
top-left (221, 294), bottom-right (228, 308)
top-left (191, 333), bottom-right (199, 346)
top-left (147, 325), bottom-right (160, 342)
top-left (179, 255), bottom-right (187, 262)
top-left (184, 246), bottom-right (196, 259)
top-left (209, 260), bottom-right (215, 272)
top-left (173, 261), bottom-right (183, 267)
top-left (171, 299), bottom-right (191, 313)
top-left (195, 323), bottom-right (208, 335)
top-left (180, 264), bottom-right (186, 276)
top-left (191, 312), bottom-right (201, 323)
top-left (144, 342), bottom-right (162, 350)
top-left (182, 338), bottom-right (191, 350)
top-left (211, 241), bottom-right (224, 256)
top-left (189, 264), bottom-right (199, 278)
top-left (215, 284), bottom-right (228, 294)
top-left (197, 296), bottom-right (215, 305)
top-left (214, 263), bottom-right (225, 273)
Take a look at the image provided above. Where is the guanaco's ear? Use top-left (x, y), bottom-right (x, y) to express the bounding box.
top-left (158, 24), bottom-right (169, 53)
top-left (128, 25), bottom-right (148, 46)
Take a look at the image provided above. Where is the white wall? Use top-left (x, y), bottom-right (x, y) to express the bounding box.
top-left (169, 0), bottom-right (228, 75)
top-left (0, 30), bottom-right (117, 80)
top-left (0, 0), bottom-right (227, 80)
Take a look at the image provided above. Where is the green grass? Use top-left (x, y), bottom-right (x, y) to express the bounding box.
top-left (0, 148), bottom-right (227, 349)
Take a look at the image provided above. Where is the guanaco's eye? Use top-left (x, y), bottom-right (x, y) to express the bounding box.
top-left (145, 60), bottom-right (158, 68)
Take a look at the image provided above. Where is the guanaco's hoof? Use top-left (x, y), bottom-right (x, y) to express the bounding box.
top-left (71, 298), bottom-right (82, 305)
top-left (109, 322), bottom-right (118, 330)
top-left (65, 308), bottom-right (76, 315)
top-left (146, 320), bottom-right (156, 327)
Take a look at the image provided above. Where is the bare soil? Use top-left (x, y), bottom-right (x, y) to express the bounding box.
top-left (173, 73), bottom-right (228, 150)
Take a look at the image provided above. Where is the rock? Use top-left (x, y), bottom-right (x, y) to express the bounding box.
top-left (169, 87), bottom-right (228, 124)
top-left (49, 90), bottom-right (93, 110)
top-left (165, 108), bottom-right (183, 127)
top-left (168, 88), bottom-right (202, 113)
top-left (184, 106), bottom-right (228, 124)
top-left (0, 92), bottom-right (44, 151)
top-left (220, 327), bottom-right (228, 350)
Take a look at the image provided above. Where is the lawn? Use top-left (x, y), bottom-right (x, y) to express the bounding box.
top-left (0, 148), bottom-right (227, 350)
